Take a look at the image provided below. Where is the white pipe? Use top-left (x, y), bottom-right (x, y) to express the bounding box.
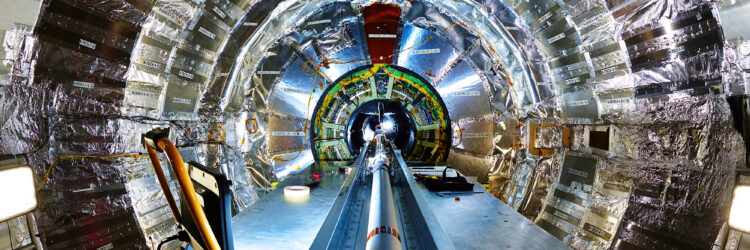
top-left (366, 136), bottom-right (402, 250)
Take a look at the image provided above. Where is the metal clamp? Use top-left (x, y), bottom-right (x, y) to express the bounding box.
top-left (142, 127), bottom-right (170, 152)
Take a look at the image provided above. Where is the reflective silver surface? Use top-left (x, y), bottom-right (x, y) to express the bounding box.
top-left (1, 0), bottom-right (747, 248)
top-left (396, 24), bottom-right (460, 82)
top-left (436, 60), bottom-right (492, 120)
top-left (419, 174), bottom-right (568, 250)
top-left (232, 162), bottom-right (352, 249)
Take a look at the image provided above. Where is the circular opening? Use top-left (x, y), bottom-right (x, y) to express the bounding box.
top-left (310, 64), bottom-right (451, 162)
top-left (346, 99), bottom-right (416, 156)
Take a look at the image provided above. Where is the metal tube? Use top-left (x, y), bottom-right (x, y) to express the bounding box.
top-left (144, 143), bottom-right (182, 222)
top-left (157, 138), bottom-right (221, 250)
top-left (366, 137), bottom-right (402, 250)
top-left (26, 212), bottom-right (43, 250)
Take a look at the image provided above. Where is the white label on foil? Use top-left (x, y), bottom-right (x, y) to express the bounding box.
top-left (307, 19), bottom-right (332, 25)
top-left (538, 12), bottom-right (552, 23)
top-left (73, 81), bottom-right (94, 89)
top-left (272, 131), bottom-right (306, 136)
top-left (411, 48), bottom-right (440, 55)
top-left (669, 46), bottom-right (685, 54)
top-left (198, 27), bottom-right (216, 40)
top-left (97, 243), bottom-right (113, 250)
top-left (178, 70), bottom-right (194, 80)
top-left (212, 6), bottom-right (227, 19)
top-left (568, 168), bottom-right (589, 178)
top-left (497, 131), bottom-right (521, 136)
top-left (166, 111), bottom-right (194, 118)
top-left (600, 66), bottom-right (618, 75)
top-left (453, 90), bottom-right (481, 96)
top-left (569, 99), bottom-right (589, 107)
top-left (462, 132), bottom-right (490, 138)
top-left (158, 8), bottom-right (182, 25)
top-left (579, 13), bottom-right (605, 29)
top-left (423, 21), bottom-right (440, 27)
top-left (130, 90), bottom-right (156, 97)
top-left (243, 22), bottom-right (258, 26)
top-left (548, 33), bottom-right (565, 44)
top-left (71, 187), bottom-right (94, 193)
top-left (281, 87), bottom-right (311, 95)
top-left (143, 60), bottom-right (161, 69)
top-left (605, 98), bottom-right (629, 104)
top-left (216, 72), bottom-right (229, 77)
top-left (506, 26), bottom-right (519, 31)
top-left (172, 97), bottom-right (192, 104)
top-left (79, 39), bottom-right (96, 50)
top-left (369, 34), bottom-right (397, 38)
top-left (587, 225), bottom-right (608, 238)
top-left (553, 210), bottom-right (569, 220)
top-left (257, 71), bottom-right (280, 75)
top-left (564, 77), bottom-right (580, 85)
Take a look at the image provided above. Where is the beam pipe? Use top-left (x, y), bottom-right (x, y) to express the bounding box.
top-left (366, 136), bottom-right (402, 250)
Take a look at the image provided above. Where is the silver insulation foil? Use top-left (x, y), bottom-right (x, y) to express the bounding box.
top-left (0, 0), bottom-right (262, 248)
top-left (0, 0), bottom-right (746, 249)
top-left (535, 126), bottom-right (563, 149)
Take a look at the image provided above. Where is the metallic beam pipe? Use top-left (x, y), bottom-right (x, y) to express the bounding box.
top-left (366, 137), bottom-right (402, 250)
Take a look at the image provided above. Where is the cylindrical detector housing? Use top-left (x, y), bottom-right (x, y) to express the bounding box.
top-left (366, 161), bottom-right (401, 250)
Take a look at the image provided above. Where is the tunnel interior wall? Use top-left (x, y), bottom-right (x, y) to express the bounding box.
top-left (0, 0), bottom-right (746, 249)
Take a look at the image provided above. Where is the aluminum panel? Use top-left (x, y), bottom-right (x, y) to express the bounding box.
top-left (267, 54), bottom-right (324, 119)
top-left (314, 22), bottom-right (370, 82)
top-left (535, 153), bottom-right (598, 243)
top-left (560, 87), bottom-right (600, 123)
top-left (396, 24), bottom-right (461, 83)
top-left (162, 76), bottom-right (200, 120)
top-left (232, 163), bottom-right (351, 249)
top-left (420, 171), bottom-right (568, 249)
top-left (451, 117), bottom-right (494, 157)
top-left (266, 114), bottom-right (308, 155)
top-left (436, 60), bottom-right (492, 120)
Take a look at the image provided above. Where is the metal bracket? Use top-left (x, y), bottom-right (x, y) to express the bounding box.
top-left (142, 127), bottom-right (171, 152)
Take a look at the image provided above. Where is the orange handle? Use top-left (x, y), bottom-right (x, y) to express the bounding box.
top-left (157, 138), bottom-right (221, 250)
top-left (144, 143), bottom-right (182, 222)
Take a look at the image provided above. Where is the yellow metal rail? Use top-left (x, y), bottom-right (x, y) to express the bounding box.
top-left (146, 137), bottom-right (221, 250)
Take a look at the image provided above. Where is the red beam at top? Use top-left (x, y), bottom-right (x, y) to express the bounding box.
top-left (363, 3), bottom-right (401, 64)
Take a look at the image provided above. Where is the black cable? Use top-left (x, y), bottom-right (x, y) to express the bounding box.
top-left (157, 231), bottom-right (190, 250)
top-left (156, 235), bottom-right (179, 250)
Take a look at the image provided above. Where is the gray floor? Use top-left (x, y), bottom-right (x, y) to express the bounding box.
top-left (232, 163), bottom-right (568, 249)
top-left (420, 178), bottom-right (568, 249)
top-left (232, 163), bottom-right (350, 249)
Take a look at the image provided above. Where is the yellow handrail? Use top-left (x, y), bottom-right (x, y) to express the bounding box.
top-left (145, 138), bottom-right (221, 250)
top-left (144, 142), bottom-right (182, 223)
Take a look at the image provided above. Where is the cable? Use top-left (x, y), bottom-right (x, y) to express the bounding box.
top-left (272, 23), bottom-right (467, 162)
top-left (36, 153), bottom-right (148, 191)
top-left (156, 235), bottom-right (179, 250)
top-left (267, 21), bottom-right (521, 163)
top-left (157, 231), bottom-right (190, 250)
